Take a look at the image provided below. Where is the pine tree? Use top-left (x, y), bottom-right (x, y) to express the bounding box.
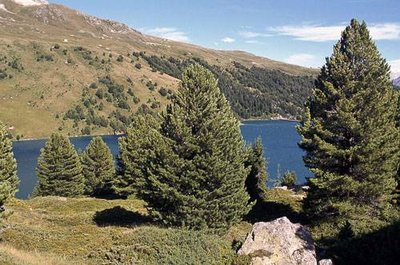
top-left (35, 133), bottom-right (84, 197)
top-left (114, 113), bottom-right (163, 198)
top-left (245, 137), bottom-right (268, 202)
top-left (0, 122), bottom-right (18, 216)
top-left (81, 137), bottom-right (115, 196)
top-left (298, 19), bottom-right (400, 233)
top-left (120, 64), bottom-right (251, 231)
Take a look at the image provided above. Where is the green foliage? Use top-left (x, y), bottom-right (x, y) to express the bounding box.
top-left (141, 54), bottom-right (315, 119)
top-left (0, 122), bottom-right (18, 218)
top-left (116, 55), bottom-right (124, 62)
top-left (81, 126), bottom-right (91, 135)
top-left (245, 137), bottom-right (268, 202)
top-left (159, 87), bottom-right (168, 97)
top-left (328, 221), bottom-right (400, 265)
top-left (35, 133), bottom-right (84, 197)
top-left (298, 19), bottom-right (400, 235)
top-left (74, 46), bottom-right (93, 61)
top-left (81, 137), bottom-right (115, 196)
top-left (36, 54), bottom-right (54, 62)
top-left (89, 82), bottom-right (98, 89)
top-left (115, 114), bottom-right (161, 198)
top-left (338, 220), bottom-right (355, 241)
top-left (146, 80), bottom-right (156, 91)
top-left (118, 65), bottom-right (251, 231)
top-left (228, 62), bottom-right (314, 118)
top-left (280, 170), bottom-right (297, 188)
top-left (2, 197), bottom-right (248, 265)
top-left (98, 227), bottom-right (239, 265)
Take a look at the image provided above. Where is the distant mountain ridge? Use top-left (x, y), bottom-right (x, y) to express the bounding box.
top-left (0, 0), bottom-right (317, 139)
top-left (394, 76), bottom-right (400, 87)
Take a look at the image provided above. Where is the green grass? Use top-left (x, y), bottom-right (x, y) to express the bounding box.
top-left (0, 189), bottom-right (307, 264)
top-left (0, 1), bottom-right (317, 139)
top-left (1, 196), bottom-right (255, 265)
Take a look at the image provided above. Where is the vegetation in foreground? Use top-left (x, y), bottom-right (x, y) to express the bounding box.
top-left (298, 19), bottom-right (400, 238)
top-left (0, 196), bottom-right (254, 265)
top-left (0, 19), bottom-right (400, 265)
top-left (0, 122), bottom-right (18, 219)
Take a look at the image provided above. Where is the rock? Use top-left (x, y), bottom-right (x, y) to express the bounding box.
top-left (238, 217), bottom-right (317, 265)
top-left (319, 259), bottom-right (333, 265)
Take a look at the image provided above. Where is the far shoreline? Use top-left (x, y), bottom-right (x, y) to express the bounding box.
top-left (13, 119), bottom-right (299, 142)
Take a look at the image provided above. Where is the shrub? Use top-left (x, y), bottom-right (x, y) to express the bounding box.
top-left (35, 133), bottom-right (84, 197)
top-left (81, 137), bottom-right (115, 196)
top-left (158, 87), bottom-right (168, 97)
top-left (116, 55), bottom-right (124, 62)
top-left (280, 171), bottom-right (297, 188)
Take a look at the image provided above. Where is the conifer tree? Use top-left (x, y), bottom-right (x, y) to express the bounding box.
top-left (120, 64), bottom-right (251, 231)
top-left (35, 133), bottom-right (84, 197)
top-left (245, 137), bottom-right (268, 202)
top-left (114, 113), bottom-right (162, 198)
top-left (298, 19), bottom-right (400, 233)
top-left (0, 122), bottom-right (18, 216)
top-left (81, 137), bottom-right (115, 196)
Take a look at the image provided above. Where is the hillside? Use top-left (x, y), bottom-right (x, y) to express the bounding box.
top-left (0, 196), bottom-right (251, 264)
top-left (394, 76), bottom-right (400, 88)
top-left (0, 0), bottom-right (317, 139)
top-left (0, 188), bottom-right (305, 265)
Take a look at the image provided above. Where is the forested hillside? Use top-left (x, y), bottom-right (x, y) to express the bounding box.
top-left (0, 0), bottom-right (317, 139)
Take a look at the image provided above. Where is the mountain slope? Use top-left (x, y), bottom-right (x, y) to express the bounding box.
top-left (0, 0), bottom-right (317, 139)
top-left (394, 76), bottom-right (400, 87)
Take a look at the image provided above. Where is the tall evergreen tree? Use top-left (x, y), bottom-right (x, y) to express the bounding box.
top-left (35, 133), bottom-right (84, 197)
top-left (245, 137), bottom-right (268, 202)
top-left (0, 122), bottom-right (18, 216)
top-left (81, 137), bottom-right (115, 196)
top-left (298, 19), bottom-right (400, 233)
top-left (120, 64), bottom-right (251, 231)
top-left (115, 113), bottom-right (162, 198)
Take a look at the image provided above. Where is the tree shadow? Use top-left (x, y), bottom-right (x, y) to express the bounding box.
top-left (93, 206), bottom-right (153, 227)
top-left (325, 221), bottom-right (400, 265)
top-left (295, 227), bottom-right (316, 251)
top-left (245, 200), bottom-right (305, 224)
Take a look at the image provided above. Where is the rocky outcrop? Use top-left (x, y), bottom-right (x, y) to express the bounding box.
top-left (238, 217), bottom-right (317, 265)
top-left (319, 259), bottom-right (333, 265)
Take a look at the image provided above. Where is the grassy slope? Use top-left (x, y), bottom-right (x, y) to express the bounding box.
top-left (0, 0), bottom-right (317, 139)
top-left (0, 197), bottom-right (246, 264)
top-left (0, 189), bottom-right (303, 265)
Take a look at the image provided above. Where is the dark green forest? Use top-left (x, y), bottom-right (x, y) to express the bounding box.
top-left (141, 55), bottom-right (315, 119)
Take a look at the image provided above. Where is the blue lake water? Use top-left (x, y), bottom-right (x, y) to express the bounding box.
top-left (12, 120), bottom-right (311, 199)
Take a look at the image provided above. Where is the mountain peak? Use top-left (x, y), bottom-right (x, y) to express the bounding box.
top-left (11, 0), bottom-right (48, 6)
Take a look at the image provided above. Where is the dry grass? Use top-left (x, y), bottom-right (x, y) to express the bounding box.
top-left (0, 1), bottom-right (316, 139)
top-left (1, 196), bottom-right (250, 264)
top-left (0, 244), bottom-right (76, 265)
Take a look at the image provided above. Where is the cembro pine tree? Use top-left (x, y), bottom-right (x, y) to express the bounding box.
top-left (298, 19), bottom-right (400, 234)
top-left (120, 64), bottom-right (251, 231)
top-left (245, 137), bottom-right (268, 202)
top-left (0, 122), bottom-right (18, 216)
top-left (115, 113), bottom-right (162, 198)
top-left (81, 137), bottom-right (115, 196)
top-left (35, 133), bottom-right (84, 197)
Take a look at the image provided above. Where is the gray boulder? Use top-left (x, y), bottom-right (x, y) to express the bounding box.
top-left (319, 259), bottom-right (333, 265)
top-left (238, 217), bottom-right (317, 265)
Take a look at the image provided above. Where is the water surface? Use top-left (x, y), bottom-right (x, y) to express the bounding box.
top-left (13, 120), bottom-right (311, 199)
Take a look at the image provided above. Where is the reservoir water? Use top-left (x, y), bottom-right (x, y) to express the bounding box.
top-left (12, 120), bottom-right (311, 199)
